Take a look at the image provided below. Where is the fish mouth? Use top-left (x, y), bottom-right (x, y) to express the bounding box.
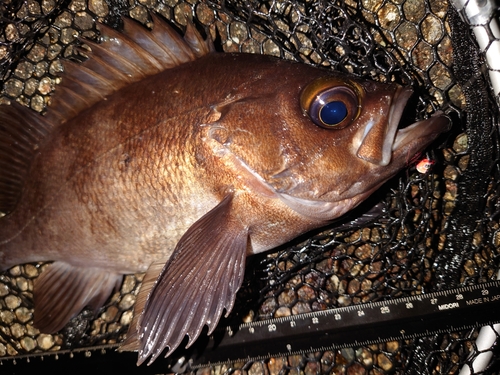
top-left (382, 86), bottom-right (416, 165)
top-left (392, 110), bottom-right (451, 158)
top-left (356, 87), bottom-right (450, 167)
top-left (384, 88), bottom-right (451, 165)
top-left (356, 86), bottom-right (413, 166)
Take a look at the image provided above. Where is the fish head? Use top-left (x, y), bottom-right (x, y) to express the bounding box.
top-left (205, 57), bottom-right (451, 222)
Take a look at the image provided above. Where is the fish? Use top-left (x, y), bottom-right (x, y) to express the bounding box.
top-left (0, 14), bottom-right (450, 365)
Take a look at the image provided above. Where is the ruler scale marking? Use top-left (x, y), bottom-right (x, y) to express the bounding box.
top-left (1, 282), bottom-right (500, 372)
top-left (189, 281), bottom-right (500, 367)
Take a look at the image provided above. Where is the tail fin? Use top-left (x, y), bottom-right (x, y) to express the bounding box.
top-left (0, 210), bottom-right (25, 271)
top-left (0, 218), bottom-right (6, 270)
top-left (0, 102), bottom-right (53, 215)
top-left (0, 102), bottom-right (54, 271)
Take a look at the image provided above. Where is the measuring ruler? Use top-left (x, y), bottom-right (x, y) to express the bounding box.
top-left (186, 280), bottom-right (500, 368)
top-left (2, 281), bottom-right (500, 373)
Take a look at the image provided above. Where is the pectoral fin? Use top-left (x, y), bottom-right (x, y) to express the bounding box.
top-left (33, 261), bottom-right (122, 333)
top-left (123, 193), bottom-right (248, 365)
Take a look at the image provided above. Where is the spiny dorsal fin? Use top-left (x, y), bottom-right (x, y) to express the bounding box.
top-left (46, 14), bottom-right (215, 125)
top-left (0, 14), bottom-right (214, 214)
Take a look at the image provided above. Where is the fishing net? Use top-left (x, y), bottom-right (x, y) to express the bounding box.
top-left (0, 0), bottom-right (499, 374)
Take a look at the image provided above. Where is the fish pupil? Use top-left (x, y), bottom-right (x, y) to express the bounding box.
top-left (320, 101), bottom-right (348, 126)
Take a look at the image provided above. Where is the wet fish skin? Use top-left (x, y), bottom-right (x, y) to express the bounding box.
top-left (0, 16), bottom-right (450, 365)
top-left (3, 55), bottom-right (331, 268)
top-left (0, 54), bottom-right (412, 266)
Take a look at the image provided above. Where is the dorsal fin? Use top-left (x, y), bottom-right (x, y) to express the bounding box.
top-left (0, 14), bottom-right (214, 214)
top-left (46, 14), bottom-right (215, 125)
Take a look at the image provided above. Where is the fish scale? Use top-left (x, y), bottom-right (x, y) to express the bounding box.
top-left (0, 15), bottom-right (450, 365)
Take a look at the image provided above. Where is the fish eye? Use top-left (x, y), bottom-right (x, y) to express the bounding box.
top-left (300, 78), bottom-right (362, 129)
top-left (319, 98), bottom-right (348, 126)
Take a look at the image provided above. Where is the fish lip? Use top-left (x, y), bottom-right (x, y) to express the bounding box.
top-left (356, 86), bottom-right (413, 167)
top-left (382, 86), bottom-right (414, 166)
top-left (392, 110), bottom-right (451, 155)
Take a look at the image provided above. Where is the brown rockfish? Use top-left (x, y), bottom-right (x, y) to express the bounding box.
top-left (0, 15), bottom-right (450, 364)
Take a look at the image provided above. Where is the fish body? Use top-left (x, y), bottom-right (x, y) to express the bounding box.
top-left (0, 16), bottom-right (450, 364)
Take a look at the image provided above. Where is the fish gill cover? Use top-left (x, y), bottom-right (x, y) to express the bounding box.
top-left (0, 0), bottom-right (498, 374)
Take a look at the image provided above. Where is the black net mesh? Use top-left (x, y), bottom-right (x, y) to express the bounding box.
top-left (1, 0), bottom-right (500, 374)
